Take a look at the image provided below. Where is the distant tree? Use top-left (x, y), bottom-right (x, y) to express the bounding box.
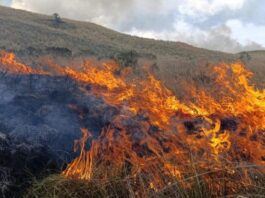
top-left (52, 13), bottom-right (63, 26)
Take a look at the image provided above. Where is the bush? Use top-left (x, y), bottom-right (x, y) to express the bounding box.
top-left (115, 50), bottom-right (138, 68)
top-left (52, 13), bottom-right (63, 26)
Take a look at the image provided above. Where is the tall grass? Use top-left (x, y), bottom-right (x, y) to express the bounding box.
top-left (24, 160), bottom-right (265, 198)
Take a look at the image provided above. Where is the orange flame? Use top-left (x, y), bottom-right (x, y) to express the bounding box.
top-left (1, 52), bottom-right (264, 194)
top-left (63, 128), bottom-right (95, 180)
top-left (63, 61), bottom-right (265, 189)
top-left (0, 51), bottom-right (34, 74)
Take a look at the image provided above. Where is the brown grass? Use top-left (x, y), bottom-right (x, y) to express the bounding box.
top-left (24, 157), bottom-right (265, 198)
top-left (1, 6), bottom-right (265, 91)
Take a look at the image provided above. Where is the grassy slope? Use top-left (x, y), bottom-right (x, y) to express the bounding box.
top-left (0, 6), bottom-right (233, 59)
top-left (0, 5), bottom-right (264, 88)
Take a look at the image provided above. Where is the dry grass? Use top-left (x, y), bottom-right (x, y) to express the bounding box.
top-left (24, 160), bottom-right (265, 198)
top-left (24, 175), bottom-right (209, 198)
top-left (0, 5), bottom-right (236, 60)
top-left (1, 6), bottom-right (265, 91)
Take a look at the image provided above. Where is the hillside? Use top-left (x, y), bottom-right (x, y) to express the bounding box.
top-left (1, 5), bottom-right (265, 87)
top-left (0, 6), bottom-right (231, 59)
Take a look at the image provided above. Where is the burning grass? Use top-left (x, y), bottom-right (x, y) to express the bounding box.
top-left (1, 51), bottom-right (265, 197)
top-left (60, 60), bottom-right (265, 195)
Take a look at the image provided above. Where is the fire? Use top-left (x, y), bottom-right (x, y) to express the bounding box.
top-left (0, 51), bottom-right (48, 76)
top-left (63, 128), bottom-right (95, 180)
top-left (0, 51), bottom-right (264, 195)
top-left (0, 51), bottom-right (34, 74)
top-left (63, 63), bottom-right (193, 128)
top-left (61, 60), bottom-right (265, 193)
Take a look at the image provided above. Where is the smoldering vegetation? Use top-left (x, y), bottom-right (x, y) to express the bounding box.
top-left (0, 72), bottom-right (123, 197)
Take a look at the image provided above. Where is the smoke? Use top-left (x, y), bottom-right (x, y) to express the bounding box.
top-left (10, 0), bottom-right (265, 53)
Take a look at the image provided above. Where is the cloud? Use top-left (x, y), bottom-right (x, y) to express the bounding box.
top-left (10, 0), bottom-right (265, 53)
top-left (11, 0), bottom-right (163, 28)
top-left (178, 0), bottom-right (245, 17)
top-left (128, 20), bottom-right (264, 53)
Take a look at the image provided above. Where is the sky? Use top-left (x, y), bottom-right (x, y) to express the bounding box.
top-left (1, 0), bottom-right (264, 53)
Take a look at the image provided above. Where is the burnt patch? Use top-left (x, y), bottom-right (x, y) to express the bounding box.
top-left (12, 95), bottom-right (44, 112)
top-left (49, 90), bottom-right (73, 103)
top-left (0, 132), bottom-right (59, 197)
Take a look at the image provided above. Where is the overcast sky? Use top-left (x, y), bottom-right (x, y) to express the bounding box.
top-left (1, 0), bottom-right (265, 53)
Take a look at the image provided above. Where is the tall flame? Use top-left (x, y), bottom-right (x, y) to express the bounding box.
top-left (61, 60), bottom-right (265, 191)
top-left (0, 51), bottom-right (264, 194)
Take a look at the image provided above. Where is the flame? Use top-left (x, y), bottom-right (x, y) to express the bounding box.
top-left (63, 61), bottom-right (265, 192)
top-left (0, 51), bottom-right (34, 74)
top-left (63, 62), bottom-right (193, 128)
top-left (0, 51), bottom-right (46, 75)
top-left (63, 128), bottom-right (95, 180)
top-left (61, 60), bottom-right (265, 191)
top-left (1, 52), bottom-right (264, 194)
